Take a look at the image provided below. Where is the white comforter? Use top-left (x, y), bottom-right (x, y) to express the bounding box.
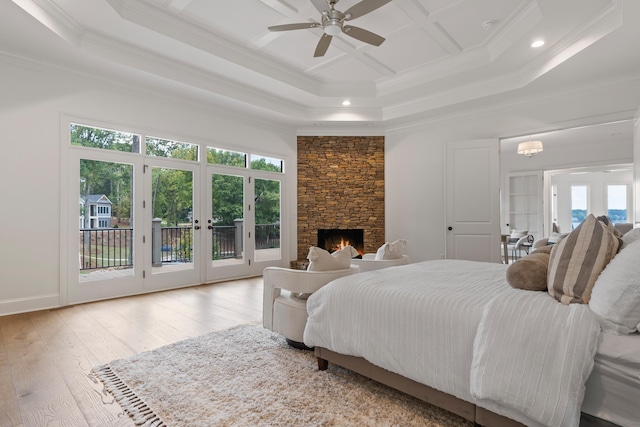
top-left (304, 260), bottom-right (600, 427)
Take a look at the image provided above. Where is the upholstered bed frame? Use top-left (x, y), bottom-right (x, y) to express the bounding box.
top-left (314, 347), bottom-right (618, 427)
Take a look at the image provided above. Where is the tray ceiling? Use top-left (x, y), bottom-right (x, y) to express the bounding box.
top-left (2, 0), bottom-right (636, 129)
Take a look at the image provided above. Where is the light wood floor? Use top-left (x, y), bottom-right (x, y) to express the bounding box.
top-left (0, 277), bottom-right (263, 427)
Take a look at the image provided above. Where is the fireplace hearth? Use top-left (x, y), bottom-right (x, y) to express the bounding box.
top-left (317, 229), bottom-right (364, 257)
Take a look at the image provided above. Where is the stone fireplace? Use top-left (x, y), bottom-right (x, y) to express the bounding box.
top-left (296, 136), bottom-right (385, 261)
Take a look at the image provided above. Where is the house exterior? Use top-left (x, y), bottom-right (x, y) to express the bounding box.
top-left (0, 0), bottom-right (639, 316)
top-left (80, 194), bottom-right (113, 229)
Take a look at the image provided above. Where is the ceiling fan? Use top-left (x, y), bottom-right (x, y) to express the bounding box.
top-left (267, 0), bottom-right (391, 57)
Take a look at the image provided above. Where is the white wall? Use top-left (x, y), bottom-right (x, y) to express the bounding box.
top-left (0, 58), bottom-right (297, 315)
top-left (386, 80), bottom-right (639, 263)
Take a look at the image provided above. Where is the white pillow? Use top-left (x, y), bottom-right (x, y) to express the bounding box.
top-left (307, 246), bottom-right (355, 271)
top-left (375, 239), bottom-right (407, 260)
top-left (589, 239), bottom-right (640, 334)
top-left (621, 228), bottom-right (640, 250)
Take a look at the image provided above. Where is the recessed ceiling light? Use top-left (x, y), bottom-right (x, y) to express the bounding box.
top-left (531, 40), bottom-right (545, 48)
top-left (342, 100), bottom-right (351, 106)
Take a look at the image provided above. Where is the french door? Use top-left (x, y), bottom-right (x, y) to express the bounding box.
top-left (205, 166), bottom-right (283, 281)
top-left (66, 152), bottom-right (201, 303)
top-left (144, 159), bottom-right (201, 290)
top-left (64, 124), bottom-right (285, 305)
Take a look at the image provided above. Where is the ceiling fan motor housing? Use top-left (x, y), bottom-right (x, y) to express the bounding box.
top-left (322, 8), bottom-right (345, 35)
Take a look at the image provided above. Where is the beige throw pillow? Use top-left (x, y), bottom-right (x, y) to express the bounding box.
top-left (548, 214), bottom-right (620, 304)
top-left (506, 251), bottom-right (550, 291)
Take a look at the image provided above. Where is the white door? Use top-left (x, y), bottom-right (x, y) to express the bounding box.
top-left (204, 166), bottom-right (284, 282)
top-left (66, 146), bottom-right (145, 304)
top-left (445, 139), bottom-right (501, 262)
top-left (144, 158), bottom-right (201, 291)
top-left (66, 143), bottom-right (202, 303)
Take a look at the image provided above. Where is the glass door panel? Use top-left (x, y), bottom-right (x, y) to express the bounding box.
top-left (150, 166), bottom-right (195, 276)
top-left (78, 159), bottom-right (134, 283)
top-left (607, 184), bottom-right (628, 223)
top-left (571, 185), bottom-right (588, 229)
top-left (210, 171), bottom-right (246, 270)
top-left (254, 177), bottom-right (281, 262)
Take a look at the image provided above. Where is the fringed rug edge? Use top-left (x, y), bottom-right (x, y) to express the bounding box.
top-left (92, 364), bottom-right (167, 427)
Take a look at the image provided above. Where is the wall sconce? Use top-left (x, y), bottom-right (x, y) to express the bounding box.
top-left (517, 140), bottom-right (543, 157)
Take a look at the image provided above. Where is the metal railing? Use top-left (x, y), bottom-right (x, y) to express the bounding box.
top-left (159, 226), bottom-right (193, 263)
top-left (255, 223), bottom-right (280, 250)
top-left (212, 225), bottom-right (237, 259)
top-left (79, 228), bottom-right (133, 270)
top-left (79, 222), bottom-right (280, 270)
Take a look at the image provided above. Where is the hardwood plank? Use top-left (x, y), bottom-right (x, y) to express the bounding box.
top-left (0, 317), bottom-right (23, 427)
top-left (129, 291), bottom-right (237, 338)
top-left (54, 305), bottom-right (136, 365)
top-left (79, 300), bottom-right (167, 353)
top-left (1, 314), bottom-right (89, 427)
top-left (0, 277), bottom-right (264, 426)
top-left (28, 310), bottom-right (134, 427)
top-left (151, 287), bottom-right (253, 331)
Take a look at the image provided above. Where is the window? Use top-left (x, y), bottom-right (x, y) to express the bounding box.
top-left (146, 136), bottom-right (198, 161)
top-left (607, 184), bottom-right (628, 223)
top-left (571, 185), bottom-right (588, 229)
top-left (207, 147), bottom-right (247, 167)
top-left (71, 123), bottom-right (140, 153)
top-left (251, 155), bottom-right (284, 173)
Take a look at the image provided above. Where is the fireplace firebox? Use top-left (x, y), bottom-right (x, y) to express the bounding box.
top-left (317, 229), bottom-right (364, 257)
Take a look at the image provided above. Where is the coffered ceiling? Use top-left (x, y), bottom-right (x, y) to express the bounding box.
top-left (2, 0), bottom-right (639, 132)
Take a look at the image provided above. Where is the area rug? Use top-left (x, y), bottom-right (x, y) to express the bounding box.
top-left (91, 324), bottom-right (472, 426)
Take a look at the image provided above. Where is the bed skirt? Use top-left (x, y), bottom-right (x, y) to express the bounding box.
top-left (314, 347), bottom-right (620, 427)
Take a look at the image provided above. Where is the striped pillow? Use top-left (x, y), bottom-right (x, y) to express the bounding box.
top-left (548, 214), bottom-right (620, 304)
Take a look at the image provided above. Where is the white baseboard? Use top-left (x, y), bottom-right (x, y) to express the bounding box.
top-left (0, 294), bottom-right (61, 317)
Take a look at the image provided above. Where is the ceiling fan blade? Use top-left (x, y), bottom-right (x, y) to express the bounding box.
top-left (314, 34), bottom-right (333, 57)
top-left (343, 0), bottom-right (392, 20)
top-left (310, 0), bottom-right (328, 14)
top-left (268, 22), bottom-right (319, 32)
top-left (342, 25), bottom-right (385, 46)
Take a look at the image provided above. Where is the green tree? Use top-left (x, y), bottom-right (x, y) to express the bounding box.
top-left (212, 174), bottom-right (244, 226)
top-left (146, 137), bottom-right (197, 160)
top-left (152, 168), bottom-right (193, 226)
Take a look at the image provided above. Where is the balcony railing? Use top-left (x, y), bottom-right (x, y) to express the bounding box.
top-left (79, 228), bottom-right (133, 270)
top-left (79, 222), bottom-right (280, 270)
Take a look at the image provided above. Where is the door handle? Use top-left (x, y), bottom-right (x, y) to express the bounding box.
top-left (194, 225), bottom-right (200, 230)
top-left (448, 226), bottom-right (453, 231)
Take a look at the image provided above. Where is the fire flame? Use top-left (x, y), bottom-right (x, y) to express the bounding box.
top-left (330, 238), bottom-right (350, 252)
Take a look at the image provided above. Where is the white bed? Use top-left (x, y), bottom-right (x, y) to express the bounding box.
top-left (583, 332), bottom-right (640, 426)
top-left (303, 257), bottom-right (640, 427)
